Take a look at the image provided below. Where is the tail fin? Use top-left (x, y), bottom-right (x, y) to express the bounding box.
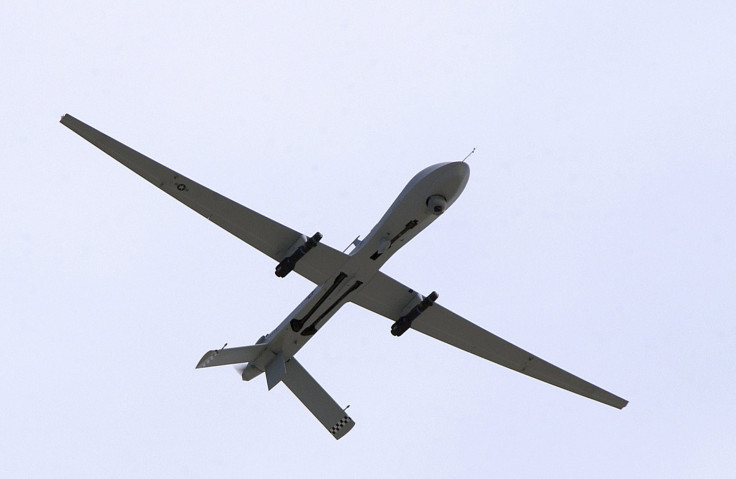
top-left (196, 346), bottom-right (354, 439)
top-left (196, 344), bottom-right (266, 369)
top-left (282, 357), bottom-right (355, 440)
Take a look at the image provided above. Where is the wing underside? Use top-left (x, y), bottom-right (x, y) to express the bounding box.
top-left (60, 114), bottom-right (347, 284)
top-left (62, 113), bottom-right (625, 430)
top-left (352, 272), bottom-right (628, 409)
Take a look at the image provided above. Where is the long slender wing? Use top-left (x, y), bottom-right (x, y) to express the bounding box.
top-left (60, 114), bottom-right (347, 285)
top-left (282, 357), bottom-right (355, 439)
top-left (352, 272), bottom-right (628, 409)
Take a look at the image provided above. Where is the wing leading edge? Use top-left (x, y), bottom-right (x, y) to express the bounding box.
top-left (352, 272), bottom-right (628, 409)
top-left (60, 114), bottom-right (347, 285)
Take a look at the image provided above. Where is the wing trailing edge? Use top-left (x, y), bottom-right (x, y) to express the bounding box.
top-left (352, 271), bottom-right (628, 409)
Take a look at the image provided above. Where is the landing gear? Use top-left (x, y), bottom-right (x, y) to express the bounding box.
top-left (391, 291), bottom-right (438, 337)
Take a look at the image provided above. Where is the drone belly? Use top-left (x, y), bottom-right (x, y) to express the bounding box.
top-left (353, 161), bottom-right (469, 265)
top-left (237, 286), bottom-right (324, 380)
top-left (242, 163), bottom-right (469, 381)
top-left (354, 188), bottom-right (436, 265)
top-left (249, 271), bottom-right (365, 365)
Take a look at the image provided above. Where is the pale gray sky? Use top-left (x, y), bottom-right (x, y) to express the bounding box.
top-left (2, 2), bottom-right (735, 477)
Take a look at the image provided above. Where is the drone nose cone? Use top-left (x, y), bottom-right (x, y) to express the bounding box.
top-left (450, 160), bottom-right (470, 182)
top-left (445, 161), bottom-right (470, 197)
top-left (423, 161), bottom-right (470, 212)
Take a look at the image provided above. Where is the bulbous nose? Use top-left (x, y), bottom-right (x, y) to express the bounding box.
top-left (448, 161), bottom-right (470, 182)
top-left (435, 161), bottom-right (470, 206)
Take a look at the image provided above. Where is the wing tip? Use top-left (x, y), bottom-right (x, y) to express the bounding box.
top-left (600, 393), bottom-right (628, 410)
top-left (330, 415), bottom-right (355, 440)
top-left (60, 113), bottom-right (80, 130)
top-left (195, 350), bottom-right (217, 369)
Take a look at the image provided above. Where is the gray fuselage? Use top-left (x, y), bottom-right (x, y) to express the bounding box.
top-left (241, 161), bottom-right (470, 380)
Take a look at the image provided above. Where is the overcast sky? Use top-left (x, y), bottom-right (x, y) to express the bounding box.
top-left (3, 2), bottom-right (735, 477)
